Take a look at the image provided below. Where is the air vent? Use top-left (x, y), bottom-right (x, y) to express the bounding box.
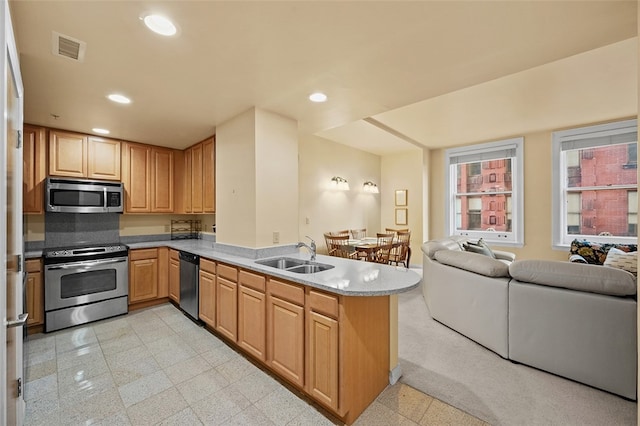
top-left (51, 31), bottom-right (86, 62)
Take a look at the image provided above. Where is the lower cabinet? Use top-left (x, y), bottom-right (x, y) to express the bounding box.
top-left (169, 249), bottom-right (180, 303)
top-left (129, 248), bottom-right (159, 304)
top-left (238, 270), bottom-right (266, 362)
top-left (215, 263), bottom-right (238, 341)
top-left (266, 278), bottom-right (305, 387)
top-left (307, 310), bottom-right (339, 411)
top-left (199, 258), bottom-right (216, 327)
top-left (26, 258), bottom-right (44, 330)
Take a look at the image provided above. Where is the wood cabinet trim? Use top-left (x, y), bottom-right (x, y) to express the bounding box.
top-left (308, 290), bottom-right (339, 319)
top-left (129, 248), bottom-right (158, 260)
top-left (267, 278), bottom-right (304, 306)
top-left (200, 258), bottom-right (216, 274)
top-left (239, 270), bottom-right (266, 292)
top-left (217, 263), bottom-right (238, 281)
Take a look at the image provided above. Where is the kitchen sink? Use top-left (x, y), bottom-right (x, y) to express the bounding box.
top-left (255, 257), bottom-right (334, 274)
top-left (286, 264), bottom-right (334, 274)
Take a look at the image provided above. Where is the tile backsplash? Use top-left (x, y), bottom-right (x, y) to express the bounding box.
top-left (44, 212), bottom-right (120, 247)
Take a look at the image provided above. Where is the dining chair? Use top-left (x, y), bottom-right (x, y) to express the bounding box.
top-left (385, 227), bottom-right (409, 236)
top-left (350, 228), bottom-right (367, 240)
top-left (389, 230), bottom-right (411, 267)
top-left (324, 233), bottom-right (357, 259)
top-left (372, 232), bottom-right (395, 264)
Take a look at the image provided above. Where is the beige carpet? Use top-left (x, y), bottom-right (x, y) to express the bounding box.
top-left (397, 283), bottom-right (637, 426)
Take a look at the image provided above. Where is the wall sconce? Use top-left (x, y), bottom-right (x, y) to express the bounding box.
top-left (330, 176), bottom-right (350, 190)
top-left (363, 181), bottom-right (379, 193)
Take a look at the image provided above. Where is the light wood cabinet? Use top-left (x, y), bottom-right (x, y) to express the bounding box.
top-left (238, 270), bottom-right (266, 362)
top-left (199, 258), bottom-right (216, 327)
top-left (266, 278), bottom-right (305, 387)
top-left (306, 290), bottom-right (340, 411)
top-left (23, 125), bottom-right (46, 214)
top-left (157, 247), bottom-right (169, 298)
top-left (169, 249), bottom-right (180, 303)
top-left (182, 136), bottom-right (215, 214)
top-left (129, 248), bottom-right (159, 303)
top-left (202, 137), bottom-right (215, 213)
top-left (25, 259), bottom-right (43, 329)
top-left (122, 142), bottom-right (174, 213)
top-left (49, 130), bottom-right (120, 180)
top-left (215, 263), bottom-right (238, 341)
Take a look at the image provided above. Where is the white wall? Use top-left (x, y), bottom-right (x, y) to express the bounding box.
top-left (298, 134), bottom-right (381, 254)
top-left (381, 149), bottom-right (424, 266)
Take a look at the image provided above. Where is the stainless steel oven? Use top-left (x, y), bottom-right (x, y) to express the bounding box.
top-left (44, 244), bottom-right (129, 332)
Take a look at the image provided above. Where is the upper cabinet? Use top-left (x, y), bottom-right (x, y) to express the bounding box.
top-left (48, 129), bottom-right (121, 180)
top-left (121, 142), bottom-right (175, 213)
top-left (23, 125), bottom-right (47, 214)
top-left (182, 136), bottom-right (215, 214)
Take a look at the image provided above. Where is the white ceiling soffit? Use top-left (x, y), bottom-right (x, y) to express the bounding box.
top-left (316, 119), bottom-right (422, 156)
top-left (51, 31), bottom-right (86, 62)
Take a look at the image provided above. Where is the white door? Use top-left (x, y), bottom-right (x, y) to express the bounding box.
top-left (2, 0), bottom-right (26, 424)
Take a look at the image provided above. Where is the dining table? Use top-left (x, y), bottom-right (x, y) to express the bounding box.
top-left (345, 237), bottom-right (408, 264)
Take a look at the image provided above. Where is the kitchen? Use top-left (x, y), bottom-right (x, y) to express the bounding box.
top-left (21, 121), bottom-right (420, 425)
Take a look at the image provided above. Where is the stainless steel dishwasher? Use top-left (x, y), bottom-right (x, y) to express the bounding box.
top-left (179, 251), bottom-right (199, 321)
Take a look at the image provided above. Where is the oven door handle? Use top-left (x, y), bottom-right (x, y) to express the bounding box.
top-left (46, 257), bottom-right (128, 270)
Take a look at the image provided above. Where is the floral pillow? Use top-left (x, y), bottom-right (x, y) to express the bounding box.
top-left (569, 239), bottom-right (637, 265)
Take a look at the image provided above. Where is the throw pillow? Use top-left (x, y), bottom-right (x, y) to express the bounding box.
top-left (463, 238), bottom-right (496, 259)
top-left (569, 239), bottom-right (638, 265)
top-left (604, 247), bottom-right (638, 276)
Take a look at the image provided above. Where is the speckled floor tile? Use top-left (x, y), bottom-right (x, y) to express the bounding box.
top-left (126, 386), bottom-right (189, 425)
top-left (24, 390), bottom-right (60, 425)
top-left (56, 342), bottom-right (105, 371)
top-left (104, 344), bottom-right (152, 370)
top-left (24, 372), bottom-right (58, 401)
top-left (201, 341), bottom-right (238, 367)
top-left (181, 327), bottom-right (225, 353)
top-left (190, 386), bottom-right (252, 425)
top-left (286, 405), bottom-right (340, 425)
top-left (156, 407), bottom-right (204, 426)
top-left (60, 387), bottom-right (125, 424)
top-left (26, 358), bottom-right (57, 382)
top-left (377, 383), bottom-right (434, 423)
top-left (110, 355), bottom-right (162, 387)
top-left (98, 329), bottom-right (144, 355)
top-left (117, 370), bottom-right (173, 408)
top-left (153, 343), bottom-right (198, 369)
top-left (222, 404), bottom-right (277, 425)
top-left (229, 370), bottom-right (280, 403)
top-left (353, 400), bottom-right (418, 426)
top-left (26, 334), bottom-right (56, 354)
top-left (175, 368), bottom-right (230, 404)
top-left (253, 386), bottom-right (309, 425)
top-left (419, 399), bottom-right (488, 426)
top-left (215, 354), bottom-right (260, 383)
top-left (54, 326), bottom-right (98, 354)
top-left (164, 354), bottom-right (213, 385)
top-left (57, 367), bottom-right (113, 400)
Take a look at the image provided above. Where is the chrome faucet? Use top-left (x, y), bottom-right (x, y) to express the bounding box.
top-left (297, 236), bottom-right (316, 261)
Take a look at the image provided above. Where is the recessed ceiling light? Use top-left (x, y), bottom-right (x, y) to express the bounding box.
top-left (92, 128), bottom-right (110, 135)
top-left (309, 92), bottom-right (327, 103)
top-left (142, 14), bottom-right (177, 36)
top-left (107, 94), bottom-right (131, 104)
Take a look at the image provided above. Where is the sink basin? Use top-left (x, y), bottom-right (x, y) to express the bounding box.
top-left (255, 257), bottom-right (306, 269)
top-left (287, 264), bottom-right (334, 274)
top-left (255, 257), bottom-right (334, 274)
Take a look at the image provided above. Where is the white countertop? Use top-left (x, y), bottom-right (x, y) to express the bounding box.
top-left (128, 239), bottom-right (421, 296)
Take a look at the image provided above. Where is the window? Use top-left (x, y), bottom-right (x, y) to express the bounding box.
top-left (445, 137), bottom-right (524, 246)
top-left (552, 119), bottom-right (638, 248)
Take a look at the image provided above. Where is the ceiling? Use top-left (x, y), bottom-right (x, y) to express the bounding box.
top-left (8, 1), bottom-right (638, 155)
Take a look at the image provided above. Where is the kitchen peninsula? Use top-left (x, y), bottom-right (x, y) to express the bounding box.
top-left (127, 239), bottom-right (420, 425)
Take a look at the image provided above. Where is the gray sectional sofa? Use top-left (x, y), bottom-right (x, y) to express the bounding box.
top-left (421, 236), bottom-right (637, 400)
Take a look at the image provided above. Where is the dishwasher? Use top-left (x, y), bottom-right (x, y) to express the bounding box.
top-left (179, 251), bottom-right (200, 321)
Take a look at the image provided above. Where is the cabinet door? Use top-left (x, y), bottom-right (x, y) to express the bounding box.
top-left (306, 311), bottom-right (339, 411)
top-left (129, 250), bottom-right (159, 303)
top-left (151, 147), bottom-right (174, 212)
top-left (25, 259), bottom-right (43, 327)
top-left (88, 137), bottom-right (121, 180)
top-left (203, 137), bottom-right (215, 213)
top-left (199, 269), bottom-right (216, 327)
top-left (169, 250), bottom-right (180, 303)
top-left (184, 147), bottom-right (192, 213)
top-left (215, 275), bottom-right (237, 341)
top-left (191, 143), bottom-right (203, 213)
top-left (267, 295), bottom-right (304, 387)
top-left (238, 285), bottom-right (266, 362)
top-left (123, 143), bottom-right (151, 213)
top-left (49, 130), bottom-right (87, 177)
top-left (23, 125), bottom-right (46, 214)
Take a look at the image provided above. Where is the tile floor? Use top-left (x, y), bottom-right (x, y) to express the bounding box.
top-left (24, 303), bottom-right (486, 425)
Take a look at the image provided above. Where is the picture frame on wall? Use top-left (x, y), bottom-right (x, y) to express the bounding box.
top-left (395, 208), bottom-right (408, 226)
top-left (395, 189), bottom-right (408, 206)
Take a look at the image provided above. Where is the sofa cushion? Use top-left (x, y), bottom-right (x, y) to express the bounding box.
top-left (604, 247), bottom-right (638, 276)
top-left (463, 238), bottom-right (496, 259)
top-left (435, 250), bottom-right (510, 278)
top-left (421, 236), bottom-right (466, 259)
top-left (509, 259), bottom-right (636, 296)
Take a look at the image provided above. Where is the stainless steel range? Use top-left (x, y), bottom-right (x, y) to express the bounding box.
top-left (44, 243), bottom-right (129, 332)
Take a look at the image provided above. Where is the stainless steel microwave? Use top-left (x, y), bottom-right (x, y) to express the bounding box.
top-left (45, 177), bottom-right (124, 213)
